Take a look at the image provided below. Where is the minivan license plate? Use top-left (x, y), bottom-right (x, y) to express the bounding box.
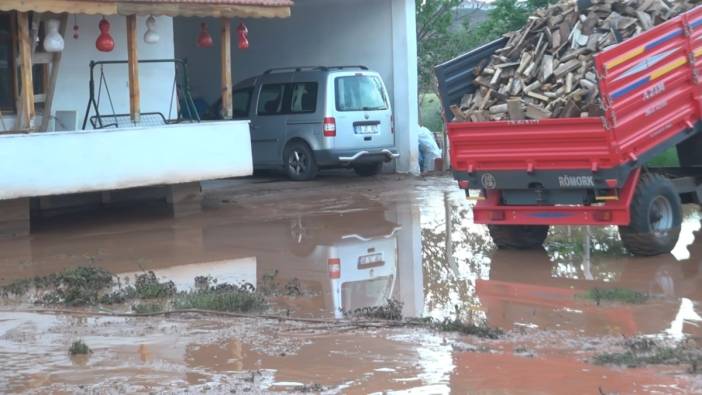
top-left (354, 124), bottom-right (379, 135)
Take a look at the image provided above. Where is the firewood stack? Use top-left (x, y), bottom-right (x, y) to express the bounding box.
top-left (450, 0), bottom-right (695, 122)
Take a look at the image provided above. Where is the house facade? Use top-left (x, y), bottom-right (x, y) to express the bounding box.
top-left (0, 0), bottom-right (419, 236)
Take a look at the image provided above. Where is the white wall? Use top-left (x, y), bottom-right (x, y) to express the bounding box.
top-left (1, 15), bottom-right (177, 131)
top-left (173, 0), bottom-right (419, 173)
top-left (174, 0), bottom-right (394, 103)
top-left (57, 15), bottom-right (177, 130)
top-left (0, 121), bottom-right (252, 200)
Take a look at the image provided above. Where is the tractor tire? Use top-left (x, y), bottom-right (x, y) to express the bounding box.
top-left (619, 173), bottom-right (682, 256)
top-left (488, 225), bottom-right (549, 249)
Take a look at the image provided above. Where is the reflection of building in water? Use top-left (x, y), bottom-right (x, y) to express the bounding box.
top-left (418, 190), bottom-right (493, 322)
top-left (0, 197), bottom-right (427, 320)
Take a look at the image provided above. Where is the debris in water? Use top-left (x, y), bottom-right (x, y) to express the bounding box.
top-left (593, 337), bottom-right (702, 371)
top-left (581, 287), bottom-right (649, 305)
top-left (344, 299), bottom-right (404, 321)
top-left (433, 316), bottom-right (503, 339)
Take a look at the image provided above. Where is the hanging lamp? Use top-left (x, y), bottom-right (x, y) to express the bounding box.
top-left (43, 19), bottom-right (65, 52)
top-left (96, 18), bottom-right (115, 52)
top-left (197, 22), bottom-right (213, 48)
top-left (144, 15), bottom-right (159, 44)
top-left (72, 15), bottom-right (79, 40)
top-left (237, 22), bottom-right (249, 50)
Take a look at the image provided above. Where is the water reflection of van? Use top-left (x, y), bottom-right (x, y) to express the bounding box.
top-left (327, 230), bottom-right (399, 318)
top-left (204, 208), bottom-right (400, 319)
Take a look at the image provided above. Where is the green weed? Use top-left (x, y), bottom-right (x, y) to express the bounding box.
top-left (134, 271), bottom-right (176, 299)
top-left (69, 340), bottom-right (92, 355)
top-left (581, 287), bottom-right (649, 305)
top-left (174, 283), bottom-right (266, 313)
top-left (2, 266), bottom-right (114, 306)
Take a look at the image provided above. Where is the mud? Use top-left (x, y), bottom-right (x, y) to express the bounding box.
top-left (1, 174), bottom-right (702, 393)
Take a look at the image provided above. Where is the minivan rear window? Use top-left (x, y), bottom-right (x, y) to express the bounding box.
top-left (258, 84), bottom-right (286, 115)
top-left (335, 75), bottom-right (388, 112)
top-left (257, 82), bottom-right (318, 115)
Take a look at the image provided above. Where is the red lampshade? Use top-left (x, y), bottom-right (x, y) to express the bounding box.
top-left (197, 22), bottom-right (213, 48)
top-left (96, 18), bottom-right (114, 52)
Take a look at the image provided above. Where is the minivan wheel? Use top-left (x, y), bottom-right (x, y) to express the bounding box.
top-left (284, 142), bottom-right (318, 181)
top-left (353, 162), bottom-right (383, 177)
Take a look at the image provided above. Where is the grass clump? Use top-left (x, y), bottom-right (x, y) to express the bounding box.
top-left (594, 338), bottom-right (702, 371)
top-left (1, 278), bottom-right (32, 296)
top-left (344, 299), bottom-right (404, 321)
top-left (581, 287), bottom-right (649, 305)
top-left (174, 283), bottom-right (265, 313)
top-left (259, 270), bottom-right (303, 297)
top-left (2, 266), bottom-right (115, 306)
top-left (134, 271), bottom-right (176, 299)
top-left (98, 286), bottom-right (137, 305)
top-left (434, 317), bottom-right (503, 339)
top-left (69, 340), bottom-right (92, 355)
top-left (132, 302), bottom-right (163, 314)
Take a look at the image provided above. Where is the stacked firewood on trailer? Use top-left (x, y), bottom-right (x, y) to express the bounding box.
top-left (450, 0), bottom-right (696, 122)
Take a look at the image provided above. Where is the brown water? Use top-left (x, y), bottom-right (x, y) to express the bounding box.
top-left (1, 175), bottom-right (702, 393)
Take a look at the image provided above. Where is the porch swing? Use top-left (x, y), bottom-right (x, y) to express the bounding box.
top-left (81, 58), bottom-right (200, 130)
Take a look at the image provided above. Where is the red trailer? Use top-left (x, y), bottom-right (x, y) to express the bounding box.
top-left (435, 5), bottom-right (702, 256)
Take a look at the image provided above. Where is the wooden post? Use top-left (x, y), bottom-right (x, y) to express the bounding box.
top-left (17, 12), bottom-right (34, 129)
top-left (220, 18), bottom-right (232, 119)
top-left (126, 15), bottom-right (140, 123)
top-left (40, 13), bottom-right (68, 132)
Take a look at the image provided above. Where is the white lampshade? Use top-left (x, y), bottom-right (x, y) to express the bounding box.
top-left (44, 19), bottom-right (64, 52)
top-left (144, 16), bottom-right (159, 44)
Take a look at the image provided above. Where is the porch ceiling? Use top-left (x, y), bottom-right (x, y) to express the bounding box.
top-left (0, 0), bottom-right (292, 18)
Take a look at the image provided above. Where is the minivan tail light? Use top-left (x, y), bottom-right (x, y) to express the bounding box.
top-left (328, 258), bottom-right (341, 279)
top-left (323, 117), bottom-right (336, 137)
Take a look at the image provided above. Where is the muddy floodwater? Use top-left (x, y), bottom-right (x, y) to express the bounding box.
top-left (1, 175), bottom-right (702, 393)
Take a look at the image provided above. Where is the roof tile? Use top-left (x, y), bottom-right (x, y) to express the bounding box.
top-left (86, 0), bottom-right (293, 6)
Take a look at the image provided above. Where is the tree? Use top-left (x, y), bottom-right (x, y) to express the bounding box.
top-left (416, 0), bottom-right (475, 95)
top-left (416, 0), bottom-right (557, 97)
top-left (473, 0), bottom-right (555, 43)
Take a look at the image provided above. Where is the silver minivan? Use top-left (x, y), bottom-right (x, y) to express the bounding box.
top-left (231, 66), bottom-right (399, 180)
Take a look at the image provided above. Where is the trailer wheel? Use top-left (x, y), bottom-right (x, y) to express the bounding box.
top-left (488, 225), bottom-right (549, 249)
top-left (619, 173), bottom-right (682, 256)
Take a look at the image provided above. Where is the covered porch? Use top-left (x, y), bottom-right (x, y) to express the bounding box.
top-left (0, 0), bottom-right (292, 236)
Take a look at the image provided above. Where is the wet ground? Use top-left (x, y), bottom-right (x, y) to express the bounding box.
top-left (2, 173), bottom-right (702, 393)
